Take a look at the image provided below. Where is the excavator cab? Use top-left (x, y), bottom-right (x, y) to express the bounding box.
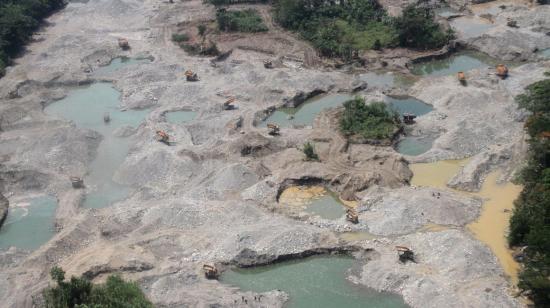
top-left (202, 264), bottom-right (219, 279)
top-left (267, 123), bottom-right (280, 136)
top-left (223, 97), bottom-right (236, 110)
top-left (496, 64), bottom-right (508, 80)
top-left (70, 176), bottom-right (84, 189)
top-left (156, 130), bottom-right (170, 145)
top-left (346, 208), bottom-right (359, 224)
top-left (457, 71), bottom-right (466, 86)
top-left (185, 70), bottom-right (200, 82)
top-left (118, 38), bottom-right (129, 50)
top-left (396, 246), bottom-right (416, 263)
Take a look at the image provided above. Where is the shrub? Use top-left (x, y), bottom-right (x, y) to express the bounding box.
top-left (171, 33), bottom-right (190, 42)
top-left (42, 266), bottom-right (153, 308)
top-left (216, 9), bottom-right (268, 33)
top-left (340, 97), bottom-right (400, 140)
top-left (303, 142), bottom-right (319, 161)
top-left (509, 76), bottom-right (550, 306)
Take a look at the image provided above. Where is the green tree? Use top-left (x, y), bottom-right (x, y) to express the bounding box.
top-left (42, 267), bottom-right (153, 308)
top-left (394, 5), bottom-right (451, 50)
top-left (340, 97), bottom-right (400, 140)
top-left (303, 142), bottom-right (319, 161)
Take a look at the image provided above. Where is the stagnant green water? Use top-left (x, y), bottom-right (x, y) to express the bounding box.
top-left (165, 110), bottom-right (197, 124)
top-left (94, 57), bottom-right (151, 75)
top-left (261, 94), bottom-right (353, 128)
top-left (396, 136), bottom-right (435, 156)
top-left (306, 193), bottom-right (347, 219)
top-left (410, 51), bottom-right (498, 77)
top-left (0, 195), bottom-right (57, 250)
top-left (540, 48), bottom-right (550, 59)
top-left (45, 83), bottom-right (150, 208)
top-left (387, 96), bottom-right (433, 117)
top-left (221, 256), bottom-right (408, 308)
top-left (358, 72), bottom-right (414, 89)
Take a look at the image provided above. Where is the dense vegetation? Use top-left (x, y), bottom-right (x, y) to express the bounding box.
top-left (0, 0), bottom-right (65, 77)
top-left (216, 9), bottom-right (268, 32)
top-left (509, 75), bottom-right (550, 306)
top-left (340, 97), bottom-right (400, 140)
top-left (273, 0), bottom-right (451, 60)
top-left (303, 142), bottom-right (319, 161)
top-left (42, 267), bottom-right (153, 308)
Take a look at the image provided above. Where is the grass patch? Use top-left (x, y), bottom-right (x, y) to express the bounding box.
top-left (216, 9), bottom-right (268, 33)
top-left (172, 33), bottom-right (190, 42)
top-left (340, 97), bottom-right (401, 140)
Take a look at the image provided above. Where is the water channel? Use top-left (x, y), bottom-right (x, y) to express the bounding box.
top-left (221, 255), bottom-right (408, 308)
top-left (0, 195), bottom-right (57, 250)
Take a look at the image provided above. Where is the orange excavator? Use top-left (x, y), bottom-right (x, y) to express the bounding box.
top-left (223, 97), bottom-right (236, 110)
top-left (185, 70), bottom-right (199, 82)
top-left (396, 246), bottom-right (416, 263)
top-left (496, 64), bottom-right (508, 79)
top-left (202, 264), bottom-right (219, 279)
top-left (156, 130), bottom-right (170, 145)
top-left (267, 123), bottom-right (280, 136)
top-left (457, 71), bottom-right (466, 86)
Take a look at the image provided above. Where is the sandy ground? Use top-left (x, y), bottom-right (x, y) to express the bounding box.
top-left (0, 0), bottom-right (549, 307)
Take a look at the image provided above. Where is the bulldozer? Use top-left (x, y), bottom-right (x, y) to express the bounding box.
top-left (118, 38), bottom-right (129, 50)
top-left (202, 264), bottom-right (219, 279)
top-left (496, 64), bottom-right (508, 79)
top-left (346, 208), bottom-right (359, 224)
top-left (396, 246), bottom-right (416, 263)
top-left (263, 60), bottom-right (273, 69)
top-left (223, 97), bottom-right (236, 110)
top-left (70, 176), bottom-right (84, 189)
top-left (185, 70), bottom-right (200, 82)
top-left (267, 123), bottom-right (280, 136)
top-left (457, 71), bottom-right (466, 86)
top-left (156, 130), bottom-right (170, 145)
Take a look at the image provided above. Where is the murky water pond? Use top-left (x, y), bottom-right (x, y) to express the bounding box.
top-left (410, 51), bottom-right (498, 77)
top-left (358, 72), bottom-right (415, 89)
top-left (45, 83), bottom-right (150, 208)
top-left (261, 94), bottom-right (353, 128)
top-left (0, 195), bottom-right (57, 250)
top-left (387, 96), bottom-right (433, 116)
top-left (450, 17), bottom-right (495, 39)
top-left (539, 48), bottom-right (550, 59)
top-left (165, 110), bottom-right (197, 124)
top-left (395, 136), bottom-right (435, 156)
top-left (410, 159), bottom-right (521, 282)
top-left (220, 255), bottom-right (408, 308)
top-left (94, 57), bottom-right (151, 74)
top-left (278, 186), bottom-right (348, 219)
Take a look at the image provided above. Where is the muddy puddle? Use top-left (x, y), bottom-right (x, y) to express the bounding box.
top-left (0, 195), bottom-right (57, 250)
top-left (220, 255), bottom-right (408, 308)
top-left (45, 83), bottom-right (150, 208)
top-left (94, 56), bottom-right (151, 75)
top-left (410, 159), bottom-right (521, 282)
top-left (410, 50), bottom-right (500, 77)
top-left (450, 16), bottom-right (495, 39)
top-left (165, 110), bottom-right (197, 124)
top-left (260, 94), bottom-right (352, 128)
top-left (278, 186), bottom-right (349, 219)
